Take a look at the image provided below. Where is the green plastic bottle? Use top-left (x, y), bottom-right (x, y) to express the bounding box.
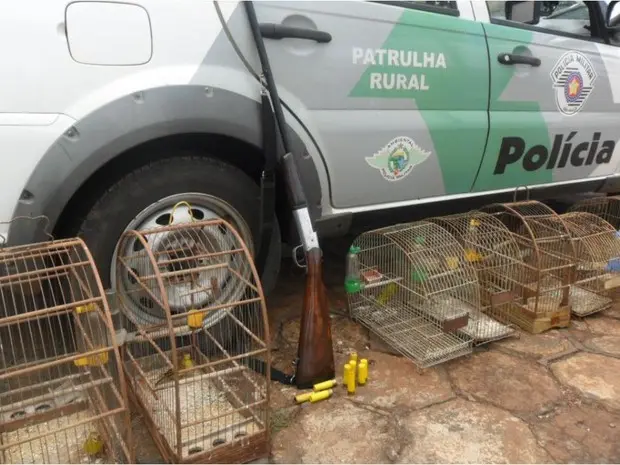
top-left (344, 245), bottom-right (363, 294)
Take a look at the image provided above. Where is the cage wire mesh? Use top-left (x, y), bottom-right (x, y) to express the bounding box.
top-left (427, 211), bottom-right (521, 344)
top-left (567, 194), bottom-right (620, 230)
top-left (114, 215), bottom-right (270, 464)
top-left (480, 201), bottom-right (576, 334)
top-left (561, 212), bottom-right (620, 317)
top-left (0, 238), bottom-right (133, 464)
top-left (347, 221), bottom-right (477, 368)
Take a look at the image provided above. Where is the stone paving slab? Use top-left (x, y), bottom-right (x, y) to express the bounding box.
top-left (531, 403), bottom-right (620, 463)
top-left (271, 395), bottom-right (398, 463)
top-left (398, 399), bottom-right (551, 464)
top-left (349, 352), bottom-right (454, 410)
top-left (448, 351), bottom-right (563, 415)
top-left (585, 335), bottom-right (620, 357)
top-left (551, 353), bottom-right (620, 411)
top-left (584, 316), bottom-right (620, 336)
top-left (603, 307), bottom-right (620, 319)
top-left (495, 330), bottom-right (574, 359)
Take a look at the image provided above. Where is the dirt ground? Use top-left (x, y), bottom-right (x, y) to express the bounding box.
top-left (134, 235), bottom-right (620, 464)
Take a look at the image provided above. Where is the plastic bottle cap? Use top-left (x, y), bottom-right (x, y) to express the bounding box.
top-left (349, 245), bottom-right (361, 254)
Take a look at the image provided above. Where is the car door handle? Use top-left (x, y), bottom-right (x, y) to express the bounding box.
top-left (497, 53), bottom-right (541, 67)
top-left (259, 23), bottom-right (332, 43)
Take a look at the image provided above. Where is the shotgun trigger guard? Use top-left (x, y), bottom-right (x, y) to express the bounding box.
top-left (292, 244), bottom-right (307, 269)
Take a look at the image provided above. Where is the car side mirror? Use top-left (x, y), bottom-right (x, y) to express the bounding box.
top-left (505, 1), bottom-right (541, 24)
top-left (606, 1), bottom-right (620, 32)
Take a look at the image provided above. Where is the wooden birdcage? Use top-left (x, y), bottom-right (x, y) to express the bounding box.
top-left (347, 221), bottom-right (477, 368)
top-left (428, 211), bottom-right (521, 344)
top-left (0, 238), bottom-right (133, 464)
top-left (561, 212), bottom-right (620, 317)
top-left (115, 216), bottom-right (270, 464)
top-left (567, 194), bottom-right (620, 229)
top-left (480, 201), bottom-right (575, 334)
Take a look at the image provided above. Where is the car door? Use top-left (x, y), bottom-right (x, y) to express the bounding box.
top-left (473, 1), bottom-right (620, 193)
top-left (251, 1), bottom-right (490, 209)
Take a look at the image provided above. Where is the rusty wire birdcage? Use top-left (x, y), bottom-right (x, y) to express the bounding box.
top-left (567, 194), bottom-right (620, 230)
top-left (0, 238), bottom-right (133, 464)
top-left (428, 211), bottom-right (521, 344)
top-left (480, 201), bottom-right (576, 333)
top-left (561, 212), bottom-right (620, 317)
top-left (347, 221), bottom-right (477, 368)
top-left (115, 214), bottom-right (270, 464)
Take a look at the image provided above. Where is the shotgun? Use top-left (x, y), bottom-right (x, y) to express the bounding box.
top-left (243, 2), bottom-right (335, 389)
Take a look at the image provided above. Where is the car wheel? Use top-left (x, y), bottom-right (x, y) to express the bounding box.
top-left (78, 154), bottom-right (281, 331)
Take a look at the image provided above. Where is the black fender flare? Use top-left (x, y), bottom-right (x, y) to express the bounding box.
top-left (7, 85), bottom-right (322, 245)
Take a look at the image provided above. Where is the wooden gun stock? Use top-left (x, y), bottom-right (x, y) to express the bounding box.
top-left (295, 248), bottom-right (335, 389)
top-left (242, 1), bottom-right (335, 391)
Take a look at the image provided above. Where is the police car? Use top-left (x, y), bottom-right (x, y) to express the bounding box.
top-left (0, 0), bottom-right (619, 326)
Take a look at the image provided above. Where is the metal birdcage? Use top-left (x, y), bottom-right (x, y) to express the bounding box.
top-left (0, 238), bottom-right (133, 464)
top-left (115, 214), bottom-right (270, 464)
top-left (561, 212), bottom-right (620, 317)
top-left (428, 211), bottom-right (521, 344)
top-left (567, 194), bottom-right (620, 229)
top-left (347, 221), bottom-right (476, 368)
top-left (480, 201), bottom-right (575, 334)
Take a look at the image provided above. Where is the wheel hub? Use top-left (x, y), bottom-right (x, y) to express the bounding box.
top-left (112, 193), bottom-right (254, 329)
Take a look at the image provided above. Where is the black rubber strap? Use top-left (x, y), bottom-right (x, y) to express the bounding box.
top-left (245, 357), bottom-right (296, 385)
top-left (255, 92), bottom-right (278, 276)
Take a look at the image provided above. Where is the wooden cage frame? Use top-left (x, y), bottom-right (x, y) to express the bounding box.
top-left (115, 217), bottom-right (271, 464)
top-left (480, 201), bottom-right (576, 334)
top-left (0, 238), bottom-right (133, 464)
top-left (561, 212), bottom-right (620, 317)
top-left (567, 194), bottom-right (620, 230)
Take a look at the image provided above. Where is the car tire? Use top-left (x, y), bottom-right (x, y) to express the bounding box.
top-left (78, 153), bottom-right (281, 315)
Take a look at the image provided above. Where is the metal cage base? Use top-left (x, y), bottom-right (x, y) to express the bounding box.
top-left (126, 381), bottom-right (269, 464)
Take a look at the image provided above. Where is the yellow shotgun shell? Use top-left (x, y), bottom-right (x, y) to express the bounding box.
top-left (357, 360), bottom-right (368, 385)
top-left (313, 379), bottom-right (337, 392)
top-left (349, 360), bottom-right (357, 378)
top-left (309, 389), bottom-right (333, 403)
top-left (346, 366), bottom-right (356, 396)
top-left (295, 392), bottom-right (313, 404)
top-left (349, 351), bottom-right (358, 364)
top-left (343, 363), bottom-right (352, 386)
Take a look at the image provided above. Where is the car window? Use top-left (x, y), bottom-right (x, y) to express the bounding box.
top-left (547, 3), bottom-right (589, 20)
top-left (382, 1), bottom-right (458, 11)
top-left (423, 1), bottom-right (457, 8)
top-left (487, 1), bottom-right (593, 39)
top-left (374, 1), bottom-right (459, 16)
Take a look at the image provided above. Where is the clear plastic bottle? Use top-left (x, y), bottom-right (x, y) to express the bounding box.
top-left (344, 245), bottom-right (362, 294)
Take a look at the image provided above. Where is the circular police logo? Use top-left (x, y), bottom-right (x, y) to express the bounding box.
top-left (365, 136), bottom-right (431, 182)
top-left (550, 51), bottom-right (597, 116)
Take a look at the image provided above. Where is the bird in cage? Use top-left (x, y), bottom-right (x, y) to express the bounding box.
top-left (83, 432), bottom-right (104, 458)
top-left (155, 353), bottom-right (195, 387)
